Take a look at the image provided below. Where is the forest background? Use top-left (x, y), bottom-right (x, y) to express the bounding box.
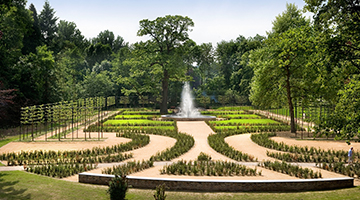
top-left (1, 0), bottom-right (359, 140)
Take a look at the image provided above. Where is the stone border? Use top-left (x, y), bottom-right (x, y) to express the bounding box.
top-left (78, 172), bottom-right (354, 192)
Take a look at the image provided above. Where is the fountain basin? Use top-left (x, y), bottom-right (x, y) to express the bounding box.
top-left (161, 115), bottom-right (216, 121)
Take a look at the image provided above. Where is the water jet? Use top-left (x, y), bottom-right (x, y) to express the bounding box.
top-left (161, 82), bottom-right (216, 121)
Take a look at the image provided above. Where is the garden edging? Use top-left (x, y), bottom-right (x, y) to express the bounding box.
top-left (78, 172), bottom-right (354, 192)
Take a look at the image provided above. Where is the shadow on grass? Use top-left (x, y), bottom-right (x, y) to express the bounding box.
top-left (0, 172), bottom-right (31, 199)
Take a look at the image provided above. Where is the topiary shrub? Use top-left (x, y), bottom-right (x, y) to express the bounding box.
top-left (107, 174), bottom-right (128, 200)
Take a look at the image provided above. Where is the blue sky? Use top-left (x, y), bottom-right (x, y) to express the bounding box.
top-left (27, 0), bottom-right (311, 46)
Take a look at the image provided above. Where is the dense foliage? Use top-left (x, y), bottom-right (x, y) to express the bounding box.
top-left (2, 0), bottom-right (360, 142)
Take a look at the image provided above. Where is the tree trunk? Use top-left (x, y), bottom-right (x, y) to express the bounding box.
top-left (285, 66), bottom-right (296, 133)
top-left (160, 70), bottom-right (169, 114)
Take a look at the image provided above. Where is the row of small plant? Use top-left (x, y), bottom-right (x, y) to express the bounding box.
top-left (85, 125), bottom-right (176, 133)
top-left (1, 131), bottom-right (149, 165)
top-left (115, 115), bottom-right (160, 120)
top-left (122, 111), bottom-right (160, 115)
top-left (211, 125), bottom-right (292, 133)
top-left (208, 133), bottom-right (257, 162)
top-left (251, 133), bottom-right (359, 160)
top-left (150, 131), bottom-right (195, 161)
top-left (316, 162), bottom-right (360, 178)
top-left (103, 120), bottom-right (175, 126)
top-left (102, 160), bottom-right (154, 175)
top-left (210, 119), bottom-right (280, 126)
top-left (259, 160), bottom-right (322, 179)
top-left (160, 160), bottom-right (259, 176)
top-left (201, 111), bottom-right (245, 115)
top-left (214, 106), bottom-right (253, 110)
top-left (6, 152), bottom-right (132, 166)
top-left (218, 114), bottom-right (262, 119)
top-left (266, 151), bottom-right (349, 163)
top-left (26, 163), bottom-right (96, 178)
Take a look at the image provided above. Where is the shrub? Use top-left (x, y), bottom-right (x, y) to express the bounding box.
top-left (107, 174), bottom-right (128, 200)
top-left (154, 183), bottom-right (167, 200)
top-left (197, 152), bottom-right (211, 161)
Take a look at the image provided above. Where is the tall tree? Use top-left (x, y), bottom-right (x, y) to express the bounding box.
top-left (305, 0), bottom-right (360, 74)
top-left (93, 30), bottom-right (128, 53)
top-left (131, 15), bottom-right (195, 114)
top-left (0, 0), bottom-right (32, 87)
top-left (39, 0), bottom-right (58, 50)
top-left (216, 40), bottom-right (239, 88)
top-left (12, 45), bottom-right (56, 104)
top-left (249, 4), bottom-right (316, 133)
top-left (56, 20), bottom-right (85, 51)
top-left (22, 3), bottom-right (42, 55)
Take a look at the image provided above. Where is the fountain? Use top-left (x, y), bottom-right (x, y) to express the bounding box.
top-left (161, 82), bottom-right (216, 121)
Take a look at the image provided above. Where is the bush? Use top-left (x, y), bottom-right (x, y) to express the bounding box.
top-left (154, 183), bottom-right (167, 200)
top-left (197, 152), bottom-right (211, 161)
top-left (107, 174), bottom-right (128, 200)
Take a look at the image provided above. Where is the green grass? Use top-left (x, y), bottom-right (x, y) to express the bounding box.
top-left (211, 119), bottom-right (280, 126)
top-left (114, 126), bottom-right (175, 130)
top-left (114, 115), bottom-right (160, 119)
top-left (215, 106), bottom-right (253, 110)
top-left (103, 119), bottom-right (174, 126)
top-left (220, 114), bottom-right (262, 119)
top-left (1, 171), bottom-right (360, 200)
top-left (0, 135), bottom-right (20, 148)
top-left (122, 111), bottom-right (160, 115)
top-left (201, 111), bottom-right (245, 115)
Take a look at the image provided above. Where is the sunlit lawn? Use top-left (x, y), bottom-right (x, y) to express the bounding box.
top-left (1, 171), bottom-right (359, 200)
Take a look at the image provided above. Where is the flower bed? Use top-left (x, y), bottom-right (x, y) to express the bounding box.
top-left (201, 111), bottom-right (245, 115)
top-left (258, 160), bottom-right (322, 179)
top-left (26, 163), bottom-right (96, 178)
top-left (210, 119), bottom-right (281, 126)
top-left (150, 131), bottom-right (194, 161)
top-left (251, 133), bottom-right (359, 162)
top-left (103, 120), bottom-right (174, 126)
top-left (220, 114), bottom-right (262, 119)
top-left (102, 160), bottom-right (154, 175)
top-left (122, 111), bottom-right (160, 115)
top-left (1, 131), bottom-right (149, 166)
top-left (114, 115), bottom-right (160, 120)
top-left (160, 160), bottom-right (259, 176)
top-left (208, 133), bottom-right (256, 162)
top-left (317, 162), bottom-right (360, 178)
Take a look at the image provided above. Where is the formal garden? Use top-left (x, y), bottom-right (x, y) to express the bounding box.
top-left (2, 0), bottom-right (360, 199)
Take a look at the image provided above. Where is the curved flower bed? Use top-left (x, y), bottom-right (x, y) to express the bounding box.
top-left (160, 160), bottom-right (259, 176)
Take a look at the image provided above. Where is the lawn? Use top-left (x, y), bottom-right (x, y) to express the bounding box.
top-left (114, 115), bottom-right (159, 119)
top-left (210, 119), bottom-right (280, 126)
top-left (220, 114), bottom-right (262, 119)
top-left (215, 106), bottom-right (253, 110)
top-left (201, 111), bottom-right (245, 115)
top-left (103, 119), bottom-right (174, 126)
top-left (121, 111), bottom-right (160, 115)
top-left (1, 171), bottom-right (359, 200)
top-left (0, 135), bottom-right (20, 148)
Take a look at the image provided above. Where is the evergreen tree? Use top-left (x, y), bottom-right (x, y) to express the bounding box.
top-left (22, 3), bottom-right (43, 55)
top-left (39, 0), bottom-right (58, 50)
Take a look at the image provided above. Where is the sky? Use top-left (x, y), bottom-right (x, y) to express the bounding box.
top-left (26, 0), bottom-right (312, 46)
